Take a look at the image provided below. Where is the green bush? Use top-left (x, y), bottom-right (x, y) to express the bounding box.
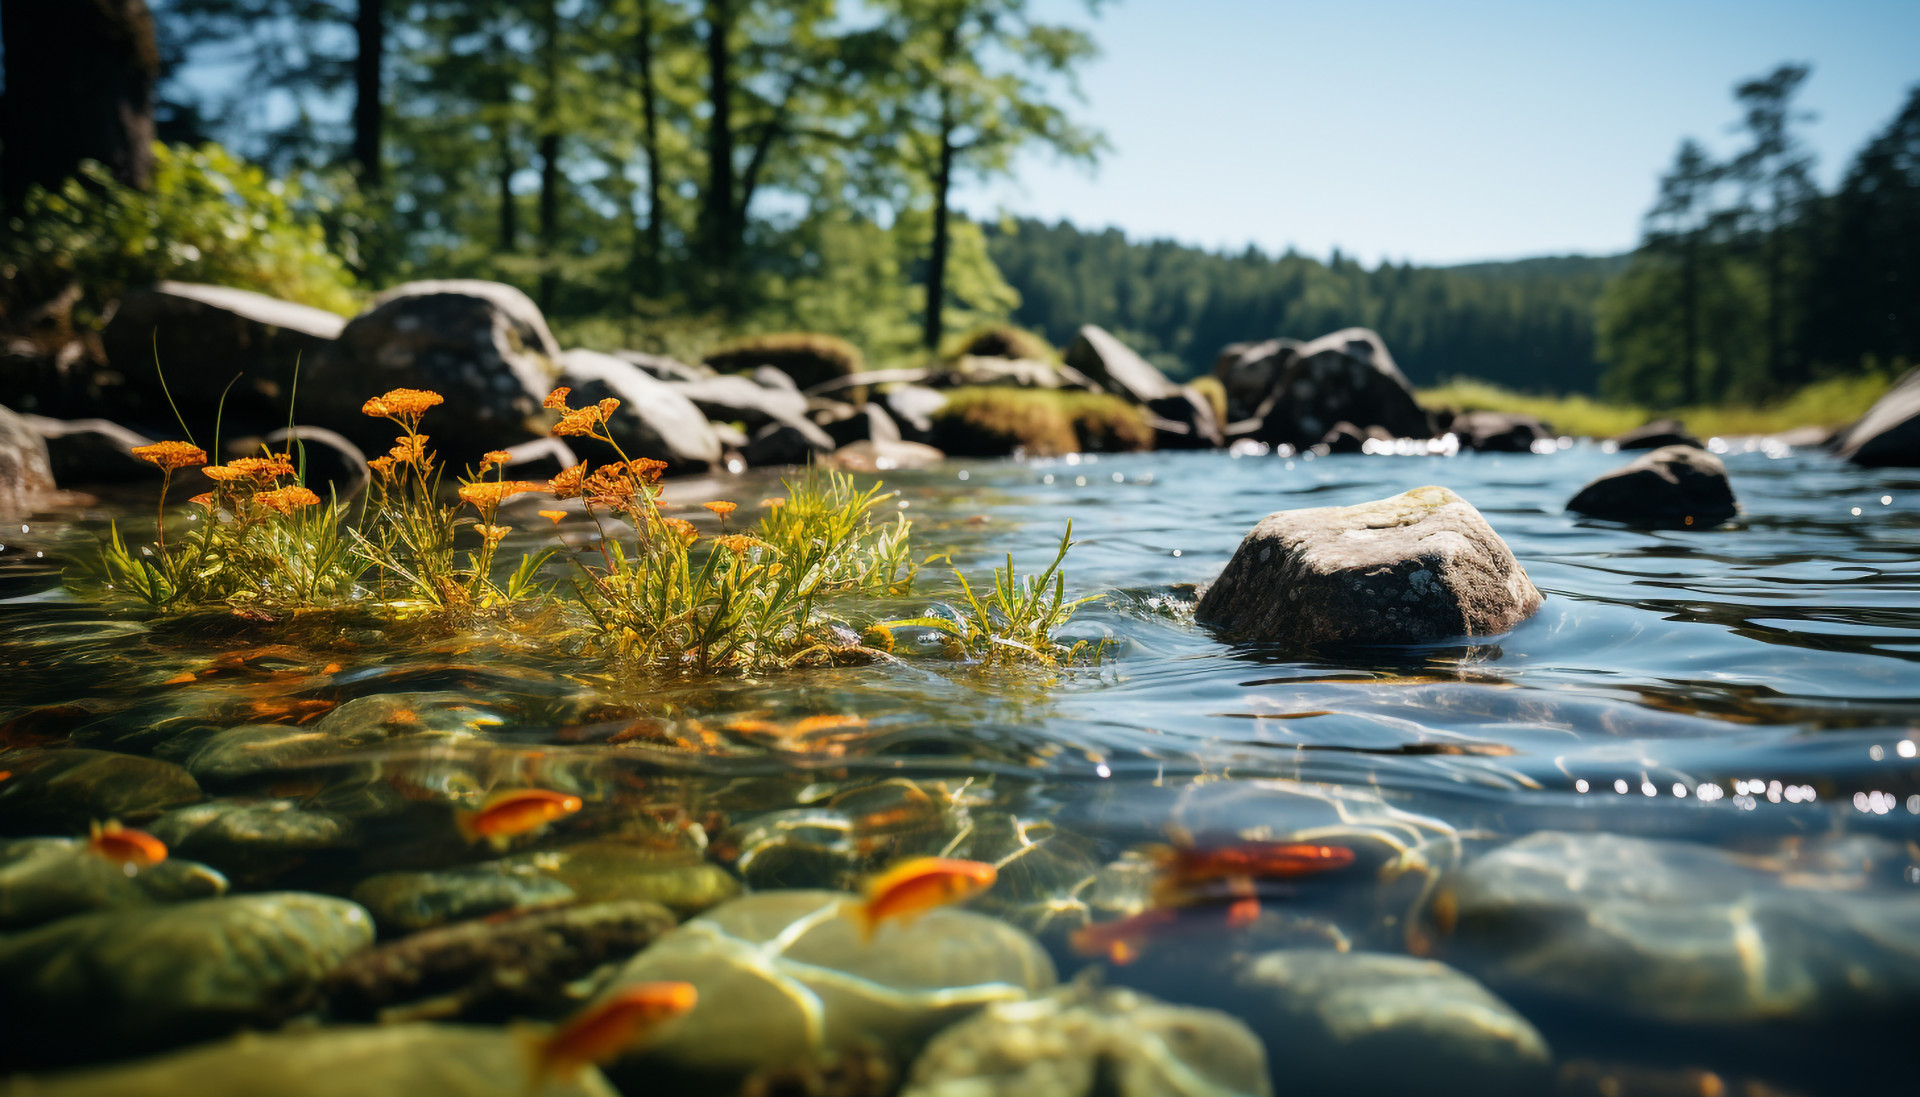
top-left (1, 142), bottom-right (362, 330)
top-left (931, 386), bottom-right (1153, 456)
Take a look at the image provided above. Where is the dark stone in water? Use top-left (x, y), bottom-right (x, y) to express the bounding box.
top-left (148, 798), bottom-right (357, 880)
top-left (0, 837), bottom-right (228, 930)
top-left (1450, 410), bottom-right (1551, 453)
top-left (0, 892), bottom-right (372, 1063)
top-left (1610, 417), bottom-right (1702, 451)
top-left (324, 899), bottom-right (676, 1023)
top-left (351, 862), bottom-right (579, 933)
top-left (1195, 486), bottom-right (1542, 649)
top-left (1566, 445), bottom-right (1737, 528)
top-left (0, 748), bottom-right (202, 831)
top-left (1831, 365), bottom-right (1920, 467)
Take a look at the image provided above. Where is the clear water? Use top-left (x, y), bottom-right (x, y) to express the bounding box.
top-left (4, 442), bottom-right (1919, 1093)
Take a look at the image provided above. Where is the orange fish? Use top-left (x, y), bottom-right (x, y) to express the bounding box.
top-left (1070, 898), bottom-right (1262, 965)
top-left (537, 982), bottom-right (698, 1079)
top-left (848, 857), bottom-right (997, 941)
top-left (1153, 841), bottom-right (1355, 887)
top-left (87, 821), bottom-right (168, 868)
top-left (455, 789), bottom-right (583, 848)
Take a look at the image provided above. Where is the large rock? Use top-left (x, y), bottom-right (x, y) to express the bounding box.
top-left (1441, 831), bottom-right (1920, 1025)
top-left (352, 862), bottom-right (578, 933)
top-left (557, 349), bottom-right (722, 472)
top-left (601, 889), bottom-right (1056, 1088)
top-left (1832, 366), bottom-right (1920, 466)
top-left (668, 374), bottom-right (809, 430)
top-left (1146, 386), bottom-right (1225, 450)
top-left (0, 892), bottom-right (373, 1061)
top-left (1610, 417), bottom-right (1702, 450)
top-left (828, 439), bottom-right (946, 472)
top-left (0, 402), bottom-right (58, 510)
top-left (148, 799), bottom-right (357, 879)
top-left (814, 401), bottom-right (901, 448)
top-left (1250, 328), bottom-right (1431, 447)
top-left (1064, 325), bottom-right (1179, 404)
top-left (20, 414), bottom-right (161, 483)
top-left (903, 982), bottom-right (1271, 1097)
top-left (745, 416), bottom-right (837, 467)
top-left (884, 385), bottom-right (949, 443)
top-left (1195, 486), bottom-right (1543, 648)
top-left (309, 280), bottom-right (559, 459)
top-left (1565, 445), bottom-right (1737, 528)
top-left (1, 1023), bottom-right (620, 1097)
top-left (1213, 338), bottom-right (1301, 422)
top-left (1226, 950), bottom-right (1550, 1097)
top-left (614, 349), bottom-right (712, 383)
top-left (704, 333), bottom-right (862, 393)
top-left (101, 282), bottom-right (348, 429)
top-left (1449, 411), bottom-right (1550, 453)
top-left (929, 356), bottom-right (1098, 392)
top-left (0, 748), bottom-right (202, 830)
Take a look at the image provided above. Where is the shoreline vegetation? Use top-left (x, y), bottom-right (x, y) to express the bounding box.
top-left (1418, 374), bottom-right (1897, 442)
top-left (74, 384), bottom-right (1104, 675)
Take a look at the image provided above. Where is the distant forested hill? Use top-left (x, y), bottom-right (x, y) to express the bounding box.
top-left (984, 219), bottom-right (1626, 392)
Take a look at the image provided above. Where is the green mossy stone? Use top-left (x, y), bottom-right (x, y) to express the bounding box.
top-left (903, 981), bottom-right (1272, 1097)
top-left (0, 837), bottom-right (228, 930)
top-left (0, 748), bottom-right (202, 829)
top-left (351, 863), bottom-right (577, 933)
top-left (149, 798), bottom-right (357, 874)
top-left (0, 1023), bottom-right (617, 1097)
top-left (524, 839), bottom-right (741, 918)
top-left (0, 892), bottom-right (374, 1059)
top-left (603, 889), bottom-right (1057, 1088)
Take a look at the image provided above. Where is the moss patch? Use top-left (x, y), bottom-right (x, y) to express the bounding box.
top-left (930, 387), bottom-right (1153, 456)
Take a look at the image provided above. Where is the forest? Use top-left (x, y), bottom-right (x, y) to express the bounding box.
top-left (2, 4), bottom-right (1916, 404)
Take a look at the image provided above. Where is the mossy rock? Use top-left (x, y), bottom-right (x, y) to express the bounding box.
top-left (704, 332), bottom-right (865, 393)
top-left (930, 387), bottom-right (1152, 457)
top-left (942, 324), bottom-right (1057, 364)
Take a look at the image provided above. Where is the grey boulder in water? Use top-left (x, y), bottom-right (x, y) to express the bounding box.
top-left (1196, 486), bottom-right (1542, 649)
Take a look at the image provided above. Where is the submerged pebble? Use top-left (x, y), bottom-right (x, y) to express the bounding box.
top-left (0, 748), bottom-right (202, 830)
top-left (0, 836), bottom-right (228, 930)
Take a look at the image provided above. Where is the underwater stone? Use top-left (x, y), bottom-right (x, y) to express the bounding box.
top-left (1443, 830), bottom-right (1920, 1025)
top-left (0, 837), bottom-right (228, 930)
top-left (0, 892), bottom-right (373, 1061)
top-left (1228, 950), bottom-right (1550, 1097)
top-left (524, 839), bottom-right (741, 918)
top-left (902, 980), bottom-right (1271, 1097)
top-left (148, 798), bottom-right (357, 877)
top-left (1566, 444), bottom-right (1738, 528)
top-left (351, 862), bottom-right (578, 933)
top-left (186, 693), bottom-right (495, 785)
top-left (601, 889), bottom-right (1056, 1089)
top-left (0, 747), bottom-right (202, 829)
top-left (1196, 486), bottom-right (1542, 648)
top-left (0, 1023), bottom-right (620, 1097)
top-left (325, 899), bottom-right (676, 1023)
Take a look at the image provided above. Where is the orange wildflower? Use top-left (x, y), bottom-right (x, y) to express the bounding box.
top-left (702, 501), bottom-right (738, 519)
top-left (660, 516), bottom-right (698, 544)
top-left (229, 454), bottom-right (297, 483)
top-left (187, 492), bottom-right (217, 509)
top-left (630, 458), bottom-right (668, 483)
top-left (131, 440), bottom-right (207, 471)
top-left (597, 397), bottom-right (621, 420)
top-left (553, 408), bottom-right (605, 437)
top-left (202, 465), bottom-right (249, 483)
top-left (713, 534), bottom-right (763, 555)
top-left (475, 523), bottom-right (513, 545)
top-left (256, 485), bottom-right (321, 516)
top-left (480, 450), bottom-right (513, 473)
top-left (367, 455), bottom-right (396, 477)
top-left (585, 464), bottom-right (642, 510)
top-left (543, 387), bottom-right (573, 410)
top-left (550, 461), bottom-right (588, 499)
top-left (759, 498), bottom-right (786, 509)
top-left (389, 434), bottom-right (429, 466)
top-left (458, 480), bottom-right (547, 508)
top-left (362, 388), bottom-right (444, 418)
top-left (539, 509), bottom-right (567, 524)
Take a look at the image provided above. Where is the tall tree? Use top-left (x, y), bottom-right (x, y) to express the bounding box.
top-left (869, 0), bottom-right (1104, 351)
top-left (1810, 84), bottom-right (1920, 373)
top-left (353, 0), bottom-right (385, 185)
top-left (1642, 139), bottom-right (1721, 403)
top-left (1730, 63), bottom-right (1817, 390)
top-left (1, 0), bottom-right (160, 209)
top-left (633, 0), bottom-right (667, 295)
top-left (701, 0), bottom-right (737, 270)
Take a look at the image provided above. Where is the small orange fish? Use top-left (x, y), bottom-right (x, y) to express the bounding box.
top-left (87, 821), bottom-right (168, 868)
top-left (455, 789), bottom-right (583, 848)
top-left (849, 857), bottom-right (997, 941)
top-left (537, 982), bottom-right (698, 1079)
top-left (1070, 898), bottom-right (1263, 965)
top-left (1152, 841), bottom-right (1355, 897)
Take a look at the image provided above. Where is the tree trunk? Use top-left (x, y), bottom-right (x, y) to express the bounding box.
top-left (352, 0), bottom-right (384, 186)
top-left (537, 0), bottom-right (562, 311)
top-left (922, 104), bottom-right (957, 352)
top-left (496, 125), bottom-right (517, 252)
top-left (635, 0), bottom-right (664, 297)
top-left (0, 0), bottom-right (158, 210)
top-left (1680, 228), bottom-right (1699, 405)
top-left (703, 0), bottom-right (736, 268)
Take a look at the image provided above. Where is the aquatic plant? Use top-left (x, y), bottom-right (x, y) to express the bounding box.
top-left (872, 523), bottom-right (1108, 667)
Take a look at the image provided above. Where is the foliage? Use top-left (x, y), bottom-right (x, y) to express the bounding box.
top-left (871, 523), bottom-right (1106, 667)
top-left (1187, 375), bottom-right (1228, 427)
top-left (985, 218), bottom-right (1623, 390)
top-left (1420, 374), bottom-right (1895, 440)
top-left (1, 143), bottom-right (361, 326)
top-left (930, 386), bottom-right (1152, 456)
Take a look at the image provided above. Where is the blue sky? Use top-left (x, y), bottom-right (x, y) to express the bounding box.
top-left (952, 0), bottom-right (1920, 265)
